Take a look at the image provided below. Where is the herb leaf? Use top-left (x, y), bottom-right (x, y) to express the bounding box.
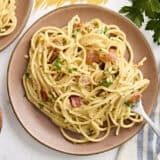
top-left (68, 67), bottom-right (78, 73)
top-left (119, 6), bottom-right (144, 27)
top-left (72, 29), bottom-right (80, 38)
top-left (101, 79), bottom-right (113, 87)
top-left (125, 101), bottom-right (133, 108)
top-left (146, 19), bottom-right (160, 45)
top-left (149, 0), bottom-right (160, 12)
top-left (38, 103), bottom-right (44, 109)
top-left (96, 26), bottom-right (108, 34)
top-left (25, 72), bottom-right (30, 78)
top-left (53, 57), bottom-right (61, 70)
top-left (119, 0), bottom-right (160, 45)
top-left (103, 26), bottom-right (108, 34)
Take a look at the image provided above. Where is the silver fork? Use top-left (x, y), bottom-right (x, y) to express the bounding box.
top-left (132, 100), bottom-right (160, 160)
top-left (132, 100), bottom-right (160, 137)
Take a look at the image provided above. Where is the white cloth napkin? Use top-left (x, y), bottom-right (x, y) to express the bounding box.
top-left (116, 78), bottom-right (160, 160)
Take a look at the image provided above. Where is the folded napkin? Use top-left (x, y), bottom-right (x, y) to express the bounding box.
top-left (116, 81), bottom-right (160, 160)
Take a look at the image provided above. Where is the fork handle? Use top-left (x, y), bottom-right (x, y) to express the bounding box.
top-left (140, 109), bottom-right (160, 137)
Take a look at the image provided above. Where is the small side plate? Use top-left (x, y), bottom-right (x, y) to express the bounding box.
top-left (0, 0), bottom-right (33, 51)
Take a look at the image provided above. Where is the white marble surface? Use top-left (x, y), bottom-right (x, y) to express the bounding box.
top-left (0, 1), bottom-right (159, 159)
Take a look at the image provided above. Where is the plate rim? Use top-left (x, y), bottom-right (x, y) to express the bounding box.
top-left (7, 4), bottom-right (159, 155)
top-left (0, 0), bottom-right (33, 52)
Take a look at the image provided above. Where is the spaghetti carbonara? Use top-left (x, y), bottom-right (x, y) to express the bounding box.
top-left (0, 0), bottom-right (17, 36)
top-left (23, 15), bottom-right (150, 143)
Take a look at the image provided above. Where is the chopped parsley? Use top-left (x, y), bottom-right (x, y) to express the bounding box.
top-left (48, 92), bottom-right (53, 101)
top-left (96, 26), bottom-right (108, 34)
top-left (76, 28), bottom-right (80, 32)
top-left (53, 57), bottom-right (61, 70)
top-left (99, 48), bottom-right (103, 52)
top-left (25, 72), bottom-right (30, 78)
top-left (101, 79), bottom-right (113, 87)
top-left (68, 67), bottom-right (78, 73)
top-left (125, 101), bottom-right (133, 108)
top-left (103, 26), bottom-right (108, 34)
top-left (48, 92), bottom-right (56, 101)
top-left (38, 103), bottom-right (44, 109)
top-left (72, 28), bottom-right (80, 38)
top-left (48, 92), bottom-right (52, 97)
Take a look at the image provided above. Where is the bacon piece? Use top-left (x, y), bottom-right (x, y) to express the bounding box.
top-left (129, 93), bottom-right (142, 103)
top-left (40, 88), bottom-right (48, 102)
top-left (48, 48), bottom-right (59, 63)
top-left (86, 50), bottom-right (99, 64)
top-left (48, 54), bottom-right (57, 63)
top-left (69, 95), bottom-right (81, 107)
top-left (86, 48), bottom-right (117, 64)
top-left (100, 53), bottom-right (117, 63)
top-left (73, 23), bottom-right (82, 30)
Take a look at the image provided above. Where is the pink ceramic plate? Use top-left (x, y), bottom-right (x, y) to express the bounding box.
top-left (7, 4), bottom-right (158, 155)
top-left (0, 0), bottom-right (33, 51)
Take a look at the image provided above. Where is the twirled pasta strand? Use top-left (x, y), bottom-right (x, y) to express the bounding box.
top-left (23, 15), bottom-right (149, 143)
top-left (0, 0), bottom-right (17, 36)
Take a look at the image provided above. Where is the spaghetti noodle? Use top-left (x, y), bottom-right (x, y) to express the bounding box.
top-left (35, 0), bottom-right (108, 9)
top-left (23, 15), bottom-right (149, 143)
top-left (0, 0), bottom-right (17, 36)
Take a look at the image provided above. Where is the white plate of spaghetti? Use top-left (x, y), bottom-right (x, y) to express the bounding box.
top-left (8, 4), bottom-right (158, 155)
top-left (0, 0), bottom-right (32, 51)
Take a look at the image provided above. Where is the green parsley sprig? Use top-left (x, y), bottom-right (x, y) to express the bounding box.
top-left (101, 79), bottom-right (113, 87)
top-left (68, 67), bottom-right (78, 73)
top-left (38, 103), bottom-right (44, 109)
top-left (53, 57), bottom-right (62, 70)
top-left (119, 0), bottom-right (160, 45)
top-left (124, 101), bottom-right (133, 108)
top-left (72, 28), bottom-right (80, 38)
top-left (25, 72), bottom-right (30, 78)
top-left (96, 26), bottom-right (108, 34)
